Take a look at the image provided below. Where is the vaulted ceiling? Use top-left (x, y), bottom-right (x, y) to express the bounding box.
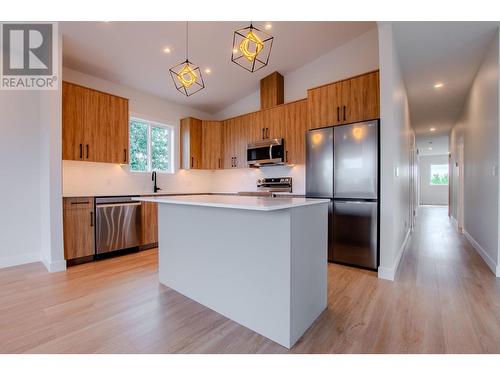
top-left (60, 21), bottom-right (376, 114)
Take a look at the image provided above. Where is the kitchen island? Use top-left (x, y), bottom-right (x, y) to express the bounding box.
top-left (135, 194), bottom-right (330, 349)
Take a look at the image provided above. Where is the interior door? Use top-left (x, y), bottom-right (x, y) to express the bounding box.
top-left (334, 121), bottom-right (378, 199)
top-left (332, 200), bottom-right (378, 269)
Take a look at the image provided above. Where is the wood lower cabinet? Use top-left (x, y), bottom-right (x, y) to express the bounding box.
top-left (284, 99), bottom-right (308, 164)
top-left (308, 70), bottom-right (379, 129)
top-left (141, 201), bottom-right (158, 245)
top-left (63, 197), bottom-right (95, 260)
top-left (202, 120), bottom-right (223, 169)
top-left (180, 117), bottom-right (203, 169)
top-left (62, 81), bottom-right (129, 164)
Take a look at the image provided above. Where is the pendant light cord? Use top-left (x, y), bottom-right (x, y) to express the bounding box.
top-left (185, 21), bottom-right (188, 62)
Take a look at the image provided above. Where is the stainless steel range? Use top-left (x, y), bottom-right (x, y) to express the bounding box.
top-left (238, 177), bottom-right (292, 197)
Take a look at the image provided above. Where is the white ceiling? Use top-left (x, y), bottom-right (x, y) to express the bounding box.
top-left (60, 21), bottom-right (376, 114)
top-left (417, 134), bottom-right (449, 156)
top-left (393, 22), bottom-right (499, 139)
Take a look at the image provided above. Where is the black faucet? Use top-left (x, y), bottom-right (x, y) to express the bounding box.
top-left (152, 171), bottom-right (161, 193)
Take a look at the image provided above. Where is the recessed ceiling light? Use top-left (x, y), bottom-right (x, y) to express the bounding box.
top-left (430, 127), bottom-right (436, 132)
top-left (265, 23), bottom-right (272, 30)
top-left (163, 47), bottom-right (171, 54)
top-left (434, 82), bottom-right (444, 88)
top-left (232, 48), bottom-right (238, 54)
top-left (204, 68), bottom-right (211, 74)
top-left (428, 147), bottom-right (433, 151)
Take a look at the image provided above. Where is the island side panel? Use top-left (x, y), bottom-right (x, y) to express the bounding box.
top-left (157, 203), bottom-right (293, 348)
top-left (289, 203), bottom-right (328, 346)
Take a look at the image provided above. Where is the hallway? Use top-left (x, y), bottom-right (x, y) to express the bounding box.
top-left (387, 206), bottom-right (500, 353)
top-left (1, 207), bottom-right (499, 354)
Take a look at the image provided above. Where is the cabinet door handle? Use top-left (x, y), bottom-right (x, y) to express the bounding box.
top-left (234, 156), bottom-right (237, 167)
top-left (90, 211), bottom-right (94, 227)
top-left (286, 150), bottom-right (289, 163)
top-left (218, 158), bottom-right (221, 169)
top-left (337, 107), bottom-right (340, 122)
top-left (79, 144), bottom-right (83, 159)
top-left (266, 128), bottom-right (269, 139)
top-left (86, 144), bottom-right (89, 159)
top-left (191, 156), bottom-right (194, 168)
top-left (343, 105), bottom-right (346, 122)
top-left (124, 149), bottom-right (127, 163)
top-left (262, 128), bottom-right (265, 139)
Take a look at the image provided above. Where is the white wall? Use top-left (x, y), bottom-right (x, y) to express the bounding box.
top-left (377, 22), bottom-right (415, 281)
top-left (0, 91), bottom-right (42, 268)
top-left (0, 30), bottom-right (65, 271)
top-left (39, 34), bottom-right (65, 272)
top-left (216, 27), bottom-right (379, 119)
top-left (449, 29), bottom-right (500, 276)
top-left (62, 68), bottom-right (216, 197)
top-left (419, 154), bottom-right (449, 206)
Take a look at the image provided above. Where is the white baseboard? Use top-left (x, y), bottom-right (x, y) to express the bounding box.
top-left (463, 230), bottom-right (498, 277)
top-left (378, 229), bottom-right (411, 281)
top-left (0, 252), bottom-right (40, 269)
top-left (42, 258), bottom-right (67, 273)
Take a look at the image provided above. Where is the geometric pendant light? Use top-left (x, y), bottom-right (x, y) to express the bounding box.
top-left (169, 22), bottom-right (205, 96)
top-left (231, 22), bottom-right (274, 73)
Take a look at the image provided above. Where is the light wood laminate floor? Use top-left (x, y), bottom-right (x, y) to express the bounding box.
top-left (1, 206), bottom-right (499, 353)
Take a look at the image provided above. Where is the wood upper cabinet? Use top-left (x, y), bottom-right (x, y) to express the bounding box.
top-left (180, 117), bottom-right (203, 169)
top-left (62, 82), bottom-right (86, 160)
top-left (62, 81), bottom-right (129, 164)
top-left (284, 99), bottom-right (308, 164)
top-left (251, 106), bottom-right (285, 142)
top-left (307, 80), bottom-right (342, 129)
top-left (223, 117), bottom-right (247, 168)
top-left (141, 201), bottom-right (158, 245)
top-left (342, 70), bottom-right (380, 124)
top-left (308, 70), bottom-right (379, 129)
top-left (63, 197), bottom-right (95, 260)
top-left (202, 121), bottom-right (223, 170)
top-left (105, 94), bottom-right (129, 164)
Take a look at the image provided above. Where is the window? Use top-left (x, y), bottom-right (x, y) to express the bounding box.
top-left (430, 164), bottom-right (448, 186)
top-left (129, 117), bottom-right (173, 173)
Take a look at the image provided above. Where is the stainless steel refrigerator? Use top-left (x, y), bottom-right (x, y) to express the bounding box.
top-left (306, 120), bottom-right (379, 270)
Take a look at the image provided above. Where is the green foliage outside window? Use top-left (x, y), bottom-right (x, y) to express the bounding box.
top-left (151, 126), bottom-right (169, 171)
top-left (430, 164), bottom-right (448, 186)
top-left (129, 118), bottom-right (171, 173)
top-left (130, 120), bottom-right (148, 172)
top-left (431, 174), bottom-right (449, 185)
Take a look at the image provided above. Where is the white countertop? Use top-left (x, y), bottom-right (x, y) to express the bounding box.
top-left (134, 194), bottom-right (329, 211)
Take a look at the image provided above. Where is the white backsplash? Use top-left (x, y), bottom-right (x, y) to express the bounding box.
top-left (210, 164), bottom-right (306, 194)
top-left (63, 160), bottom-right (214, 196)
top-left (63, 161), bottom-right (306, 196)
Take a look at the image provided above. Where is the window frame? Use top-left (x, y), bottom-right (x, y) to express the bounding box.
top-left (129, 116), bottom-right (174, 174)
top-left (429, 163), bottom-right (449, 186)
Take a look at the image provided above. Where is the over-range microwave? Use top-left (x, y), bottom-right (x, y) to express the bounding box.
top-left (247, 138), bottom-right (285, 167)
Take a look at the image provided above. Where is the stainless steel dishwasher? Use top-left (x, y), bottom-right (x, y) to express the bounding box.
top-left (95, 196), bottom-right (142, 255)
